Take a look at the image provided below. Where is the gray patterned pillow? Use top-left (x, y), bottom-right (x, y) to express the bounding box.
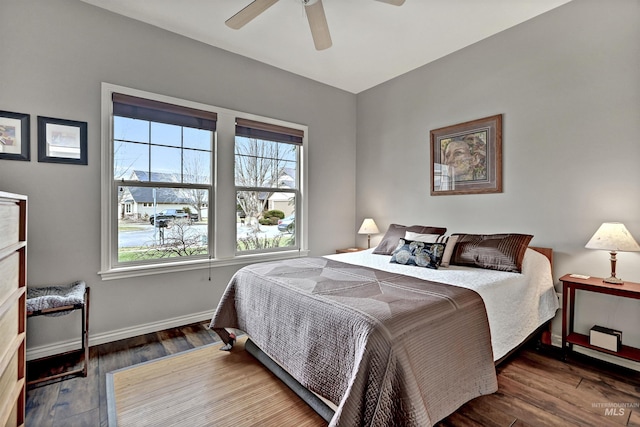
top-left (450, 233), bottom-right (533, 273)
top-left (390, 238), bottom-right (446, 269)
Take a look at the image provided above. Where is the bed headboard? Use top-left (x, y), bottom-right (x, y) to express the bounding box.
top-left (530, 246), bottom-right (553, 270)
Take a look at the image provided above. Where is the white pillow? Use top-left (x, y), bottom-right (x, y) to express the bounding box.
top-left (404, 231), bottom-right (440, 243)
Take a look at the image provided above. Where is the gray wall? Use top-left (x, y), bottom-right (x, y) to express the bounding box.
top-left (0, 0), bottom-right (357, 352)
top-left (356, 0), bottom-right (640, 368)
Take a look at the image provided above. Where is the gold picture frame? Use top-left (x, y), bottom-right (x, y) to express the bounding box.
top-left (430, 114), bottom-right (502, 196)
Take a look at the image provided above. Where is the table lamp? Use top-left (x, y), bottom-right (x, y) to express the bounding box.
top-left (585, 222), bottom-right (640, 284)
top-left (358, 218), bottom-right (379, 249)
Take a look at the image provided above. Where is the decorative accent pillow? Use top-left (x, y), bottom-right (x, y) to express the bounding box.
top-left (450, 233), bottom-right (533, 273)
top-left (439, 235), bottom-right (460, 268)
top-left (390, 238), bottom-right (446, 269)
top-left (373, 224), bottom-right (447, 255)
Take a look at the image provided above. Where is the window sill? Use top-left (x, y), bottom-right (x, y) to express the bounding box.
top-left (99, 249), bottom-right (310, 281)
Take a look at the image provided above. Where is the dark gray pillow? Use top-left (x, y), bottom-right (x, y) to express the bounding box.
top-left (450, 233), bottom-right (533, 273)
top-left (373, 224), bottom-right (447, 255)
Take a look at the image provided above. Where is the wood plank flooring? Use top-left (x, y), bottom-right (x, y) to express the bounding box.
top-left (25, 322), bottom-right (640, 426)
top-left (438, 346), bottom-right (640, 427)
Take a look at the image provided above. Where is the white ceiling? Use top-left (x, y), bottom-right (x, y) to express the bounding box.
top-left (80, 0), bottom-right (572, 94)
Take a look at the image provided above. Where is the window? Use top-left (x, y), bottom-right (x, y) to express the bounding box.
top-left (235, 119), bottom-right (301, 254)
top-left (100, 84), bottom-right (308, 279)
top-left (111, 93), bottom-right (215, 266)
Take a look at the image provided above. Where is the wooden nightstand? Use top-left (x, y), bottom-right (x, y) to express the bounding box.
top-left (560, 274), bottom-right (640, 363)
top-left (335, 247), bottom-right (366, 254)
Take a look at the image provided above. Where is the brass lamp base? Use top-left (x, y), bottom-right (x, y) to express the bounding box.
top-left (604, 250), bottom-right (623, 284)
top-left (603, 276), bottom-right (624, 285)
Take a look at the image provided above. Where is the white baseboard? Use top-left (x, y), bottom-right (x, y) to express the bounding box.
top-left (551, 332), bottom-right (562, 348)
top-left (26, 310), bottom-right (215, 361)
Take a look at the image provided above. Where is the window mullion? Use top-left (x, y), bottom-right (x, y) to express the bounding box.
top-left (235, 186), bottom-right (296, 193)
top-left (181, 127), bottom-right (184, 184)
top-left (147, 122), bottom-right (152, 181)
top-left (117, 180), bottom-right (210, 190)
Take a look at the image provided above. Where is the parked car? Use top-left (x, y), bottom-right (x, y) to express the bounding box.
top-left (277, 215), bottom-right (295, 233)
top-left (149, 209), bottom-right (188, 225)
top-left (189, 212), bottom-right (199, 222)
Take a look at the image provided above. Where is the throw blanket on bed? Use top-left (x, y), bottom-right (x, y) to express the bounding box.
top-left (210, 257), bottom-right (497, 426)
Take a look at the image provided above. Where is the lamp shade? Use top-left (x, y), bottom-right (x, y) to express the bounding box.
top-left (585, 222), bottom-right (640, 252)
top-left (358, 218), bottom-right (379, 235)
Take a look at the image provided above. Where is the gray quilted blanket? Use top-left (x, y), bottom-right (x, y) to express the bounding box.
top-left (210, 257), bottom-right (497, 426)
top-left (26, 281), bottom-right (86, 316)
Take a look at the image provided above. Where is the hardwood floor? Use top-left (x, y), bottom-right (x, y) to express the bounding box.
top-left (26, 322), bottom-right (640, 426)
top-left (26, 321), bottom-right (220, 427)
top-left (437, 346), bottom-right (640, 427)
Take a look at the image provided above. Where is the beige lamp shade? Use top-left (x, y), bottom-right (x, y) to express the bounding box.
top-left (585, 223), bottom-right (640, 252)
top-left (358, 218), bottom-right (380, 235)
top-left (358, 218), bottom-right (379, 249)
top-left (585, 222), bottom-right (640, 284)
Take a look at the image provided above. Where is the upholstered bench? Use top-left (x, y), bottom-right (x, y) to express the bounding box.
top-left (26, 281), bottom-right (90, 385)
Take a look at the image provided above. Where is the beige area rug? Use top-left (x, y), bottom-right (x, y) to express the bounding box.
top-left (106, 337), bottom-right (326, 427)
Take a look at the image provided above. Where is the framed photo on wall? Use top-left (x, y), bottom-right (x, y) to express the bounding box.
top-left (0, 111), bottom-right (30, 161)
top-left (430, 114), bottom-right (502, 196)
top-left (38, 116), bottom-right (88, 165)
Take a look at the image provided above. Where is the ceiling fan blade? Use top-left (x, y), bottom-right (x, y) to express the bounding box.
top-left (305, 0), bottom-right (332, 50)
top-left (375, 0), bottom-right (405, 5)
top-left (226, 0), bottom-right (279, 30)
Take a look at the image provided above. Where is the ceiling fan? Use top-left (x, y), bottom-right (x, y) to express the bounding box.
top-left (225, 0), bottom-right (405, 51)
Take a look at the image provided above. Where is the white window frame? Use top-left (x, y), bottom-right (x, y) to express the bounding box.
top-left (99, 83), bottom-right (308, 280)
top-left (234, 123), bottom-right (301, 255)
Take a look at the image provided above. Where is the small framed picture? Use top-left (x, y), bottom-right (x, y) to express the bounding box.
top-left (0, 111), bottom-right (30, 161)
top-left (38, 116), bottom-right (88, 165)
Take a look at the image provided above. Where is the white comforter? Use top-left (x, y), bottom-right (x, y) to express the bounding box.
top-left (325, 248), bottom-right (559, 360)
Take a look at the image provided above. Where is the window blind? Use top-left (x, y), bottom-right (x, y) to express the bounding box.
top-left (235, 118), bottom-right (303, 145)
top-left (112, 93), bottom-right (217, 131)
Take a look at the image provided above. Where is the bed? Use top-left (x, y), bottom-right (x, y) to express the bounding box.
top-left (210, 230), bottom-right (559, 426)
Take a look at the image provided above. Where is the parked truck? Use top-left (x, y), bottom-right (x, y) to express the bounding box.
top-left (149, 209), bottom-right (189, 226)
